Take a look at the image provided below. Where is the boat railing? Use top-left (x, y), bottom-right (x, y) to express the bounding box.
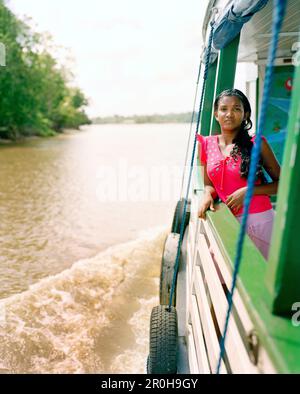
top-left (184, 185), bottom-right (276, 373)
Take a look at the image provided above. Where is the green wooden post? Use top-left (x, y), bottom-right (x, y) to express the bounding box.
top-left (199, 60), bottom-right (218, 136)
top-left (196, 59), bottom-right (218, 189)
top-left (196, 34), bottom-right (240, 186)
top-left (265, 61), bottom-right (300, 316)
top-left (210, 34), bottom-right (241, 135)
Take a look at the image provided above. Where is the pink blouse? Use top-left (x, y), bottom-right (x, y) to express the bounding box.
top-left (197, 134), bottom-right (272, 216)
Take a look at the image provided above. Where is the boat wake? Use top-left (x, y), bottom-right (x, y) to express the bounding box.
top-left (0, 226), bottom-right (168, 373)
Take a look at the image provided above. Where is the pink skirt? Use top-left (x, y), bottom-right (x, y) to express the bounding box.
top-left (236, 209), bottom-right (275, 260)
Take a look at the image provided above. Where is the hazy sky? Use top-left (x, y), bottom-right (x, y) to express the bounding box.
top-left (8, 0), bottom-right (209, 117)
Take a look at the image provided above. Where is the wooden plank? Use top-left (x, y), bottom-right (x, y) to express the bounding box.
top-left (177, 336), bottom-right (190, 374)
top-left (187, 324), bottom-right (200, 374)
top-left (190, 295), bottom-right (211, 373)
top-left (193, 265), bottom-right (227, 373)
top-left (176, 266), bottom-right (187, 337)
top-left (187, 224), bottom-right (195, 260)
top-left (189, 195), bottom-right (198, 224)
top-left (186, 240), bottom-right (193, 284)
top-left (202, 219), bottom-right (275, 372)
top-left (190, 204), bottom-right (199, 226)
top-left (186, 261), bottom-right (192, 326)
top-left (197, 234), bottom-right (258, 373)
top-left (202, 219), bottom-right (254, 334)
top-left (190, 221), bottom-right (201, 280)
top-left (187, 222), bottom-right (196, 268)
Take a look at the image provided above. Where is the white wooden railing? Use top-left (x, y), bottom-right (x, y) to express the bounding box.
top-left (183, 189), bottom-right (275, 374)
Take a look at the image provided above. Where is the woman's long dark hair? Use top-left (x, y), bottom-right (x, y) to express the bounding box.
top-left (214, 89), bottom-right (265, 182)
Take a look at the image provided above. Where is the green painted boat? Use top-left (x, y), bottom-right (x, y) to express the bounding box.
top-left (148, 0), bottom-right (300, 374)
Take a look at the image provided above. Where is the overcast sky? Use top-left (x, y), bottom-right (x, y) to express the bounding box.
top-left (7, 0), bottom-right (209, 117)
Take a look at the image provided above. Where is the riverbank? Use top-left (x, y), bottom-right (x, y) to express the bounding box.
top-left (0, 127), bottom-right (83, 145)
top-left (92, 112), bottom-right (195, 125)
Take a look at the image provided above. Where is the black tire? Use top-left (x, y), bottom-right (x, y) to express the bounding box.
top-left (159, 233), bottom-right (180, 307)
top-left (148, 305), bottom-right (178, 374)
top-left (171, 198), bottom-right (191, 234)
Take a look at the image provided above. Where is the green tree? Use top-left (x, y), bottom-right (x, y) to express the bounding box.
top-left (0, 0), bottom-right (90, 140)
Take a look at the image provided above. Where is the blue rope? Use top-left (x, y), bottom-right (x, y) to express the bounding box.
top-left (168, 20), bottom-right (215, 310)
top-left (173, 57), bottom-right (203, 234)
top-left (216, 0), bottom-right (287, 374)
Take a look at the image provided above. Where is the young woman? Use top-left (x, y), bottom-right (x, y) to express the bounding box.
top-left (197, 89), bottom-right (280, 259)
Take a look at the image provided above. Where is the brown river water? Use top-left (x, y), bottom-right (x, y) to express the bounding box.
top-left (0, 123), bottom-right (190, 373)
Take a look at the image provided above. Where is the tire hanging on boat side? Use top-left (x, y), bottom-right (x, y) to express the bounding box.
top-left (159, 233), bottom-right (180, 306)
top-left (171, 198), bottom-right (191, 234)
top-left (148, 305), bottom-right (178, 374)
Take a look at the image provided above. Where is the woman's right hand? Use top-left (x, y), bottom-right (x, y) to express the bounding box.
top-left (198, 193), bottom-right (215, 220)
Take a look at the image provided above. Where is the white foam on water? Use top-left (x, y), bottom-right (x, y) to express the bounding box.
top-left (0, 226), bottom-right (168, 373)
top-left (110, 295), bottom-right (158, 374)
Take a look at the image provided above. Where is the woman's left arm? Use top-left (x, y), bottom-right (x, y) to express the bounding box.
top-left (253, 138), bottom-right (281, 196)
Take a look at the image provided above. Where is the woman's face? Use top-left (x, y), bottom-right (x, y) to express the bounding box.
top-left (214, 95), bottom-right (247, 133)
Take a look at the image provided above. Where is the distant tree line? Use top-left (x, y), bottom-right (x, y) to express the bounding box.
top-left (93, 112), bottom-right (197, 124)
top-left (0, 0), bottom-right (91, 140)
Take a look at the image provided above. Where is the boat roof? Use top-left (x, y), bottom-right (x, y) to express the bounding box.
top-left (203, 0), bottom-right (300, 62)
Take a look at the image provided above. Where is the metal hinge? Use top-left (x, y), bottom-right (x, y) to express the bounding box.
top-left (247, 329), bottom-right (260, 365)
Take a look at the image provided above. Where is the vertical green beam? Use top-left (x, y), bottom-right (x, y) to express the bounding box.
top-left (196, 60), bottom-right (218, 189)
top-left (210, 34), bottom-right (241, 135)
top-left (199, 60), bottom-right (218, 136)
top-left (265, 62), bottom-right (300, 316)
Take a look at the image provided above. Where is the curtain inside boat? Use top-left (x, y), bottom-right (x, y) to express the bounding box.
top-left (213, 0), bottom-right (269, 50)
